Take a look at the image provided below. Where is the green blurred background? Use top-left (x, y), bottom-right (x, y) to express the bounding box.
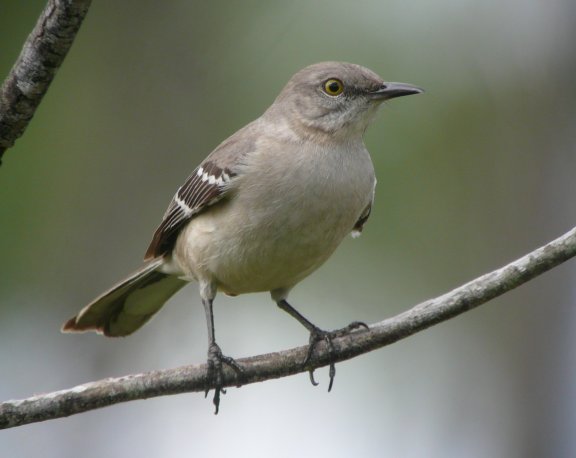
top-left (1, 1), bottom-right (576, 456)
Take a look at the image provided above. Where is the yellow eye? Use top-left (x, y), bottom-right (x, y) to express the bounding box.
top-left (323, 78), bottom-right (344, 96)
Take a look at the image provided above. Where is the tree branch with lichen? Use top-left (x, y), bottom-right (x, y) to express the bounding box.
top-left (1, 226), bottom-right (575, 429)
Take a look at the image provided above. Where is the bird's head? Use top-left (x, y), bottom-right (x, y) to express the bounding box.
top-left (266, 61), bottom-right (423, 140)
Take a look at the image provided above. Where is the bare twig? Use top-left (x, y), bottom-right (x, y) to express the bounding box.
top-left (1, 226), bottom-right (575, 429)
top-left (0, 0), bottom-right (92, 164)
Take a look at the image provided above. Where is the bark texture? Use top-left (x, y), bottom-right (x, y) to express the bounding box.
top-left (0, 0), bottom-right (92, 163)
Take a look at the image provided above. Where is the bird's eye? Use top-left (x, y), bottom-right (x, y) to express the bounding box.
top-left (323, 78), bottom-right (344, 96)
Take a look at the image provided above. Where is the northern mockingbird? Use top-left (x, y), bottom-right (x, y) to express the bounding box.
top-left (62, 61), bottom-right (422, 413)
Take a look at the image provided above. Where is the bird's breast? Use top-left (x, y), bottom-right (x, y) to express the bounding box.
top-left (174, 139), bottom-right (376, 294)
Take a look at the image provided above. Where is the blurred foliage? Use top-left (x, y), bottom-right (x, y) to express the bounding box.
top-left (1, 1), bottom-right (576, 457)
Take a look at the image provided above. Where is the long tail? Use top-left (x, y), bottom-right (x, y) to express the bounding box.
top-left (62, 259), bottom-right (187, 337)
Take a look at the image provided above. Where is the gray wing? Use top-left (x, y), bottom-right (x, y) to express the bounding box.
top-left (144, 121), bottom-right (258, 259)
top-left (144, 161), bottom-right (235, 259)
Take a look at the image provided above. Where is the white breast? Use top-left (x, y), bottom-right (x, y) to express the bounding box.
top-left (173, 136), bottom-right (375, 296)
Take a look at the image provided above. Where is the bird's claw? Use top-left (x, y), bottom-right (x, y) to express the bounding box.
top-left (304, 321), bottom-right (369, 392)
top-left (205, 343), bottom-right (243, 414)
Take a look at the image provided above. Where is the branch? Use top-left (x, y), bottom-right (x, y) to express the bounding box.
top-left (0, 0), bottom-right (92, 164)
top-left (1, 226), bottom-right (575, 429)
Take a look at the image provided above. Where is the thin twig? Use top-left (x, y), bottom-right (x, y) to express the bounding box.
top-left (1, 226), bottom-right (575, 429)
top-left (0, 0), bottom-right (92, 164)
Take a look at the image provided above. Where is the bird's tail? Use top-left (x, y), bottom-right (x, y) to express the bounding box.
top-left (62, 259), bottom-right (187, 337)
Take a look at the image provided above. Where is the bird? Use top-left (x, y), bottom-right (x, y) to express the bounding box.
top-left (62, 61), bottom-right (422, 413)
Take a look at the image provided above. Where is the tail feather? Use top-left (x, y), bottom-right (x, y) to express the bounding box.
top-left (62, 259), bottom-right (187, 337)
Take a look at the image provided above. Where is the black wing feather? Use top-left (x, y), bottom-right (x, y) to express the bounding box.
top-left (352, 202), bottom-right (372, 235)
top-left (144, 161), bottom-right (235, 259)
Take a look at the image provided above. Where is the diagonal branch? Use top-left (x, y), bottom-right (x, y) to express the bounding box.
top-left (0, 0), bottom-right (92, 165)
top-left (1, 226), bottom-right (575, 429)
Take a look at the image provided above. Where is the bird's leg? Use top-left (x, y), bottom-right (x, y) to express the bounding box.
top-left (276, 299), bottom-right (368, 391)
top-left (202, 298), bottom-right (243, 414)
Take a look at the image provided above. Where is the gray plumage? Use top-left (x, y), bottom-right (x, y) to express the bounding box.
top-left (62, 61), bottom-right (422, 410)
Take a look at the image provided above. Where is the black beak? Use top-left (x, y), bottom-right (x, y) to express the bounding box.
top-left (369, 82), bottom-right (424, 100)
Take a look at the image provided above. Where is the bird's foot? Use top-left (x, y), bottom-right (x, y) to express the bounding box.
top-left (205, 343), bottom-right (243, 414)
top-left (304, 321), bottom-right (369, 392)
